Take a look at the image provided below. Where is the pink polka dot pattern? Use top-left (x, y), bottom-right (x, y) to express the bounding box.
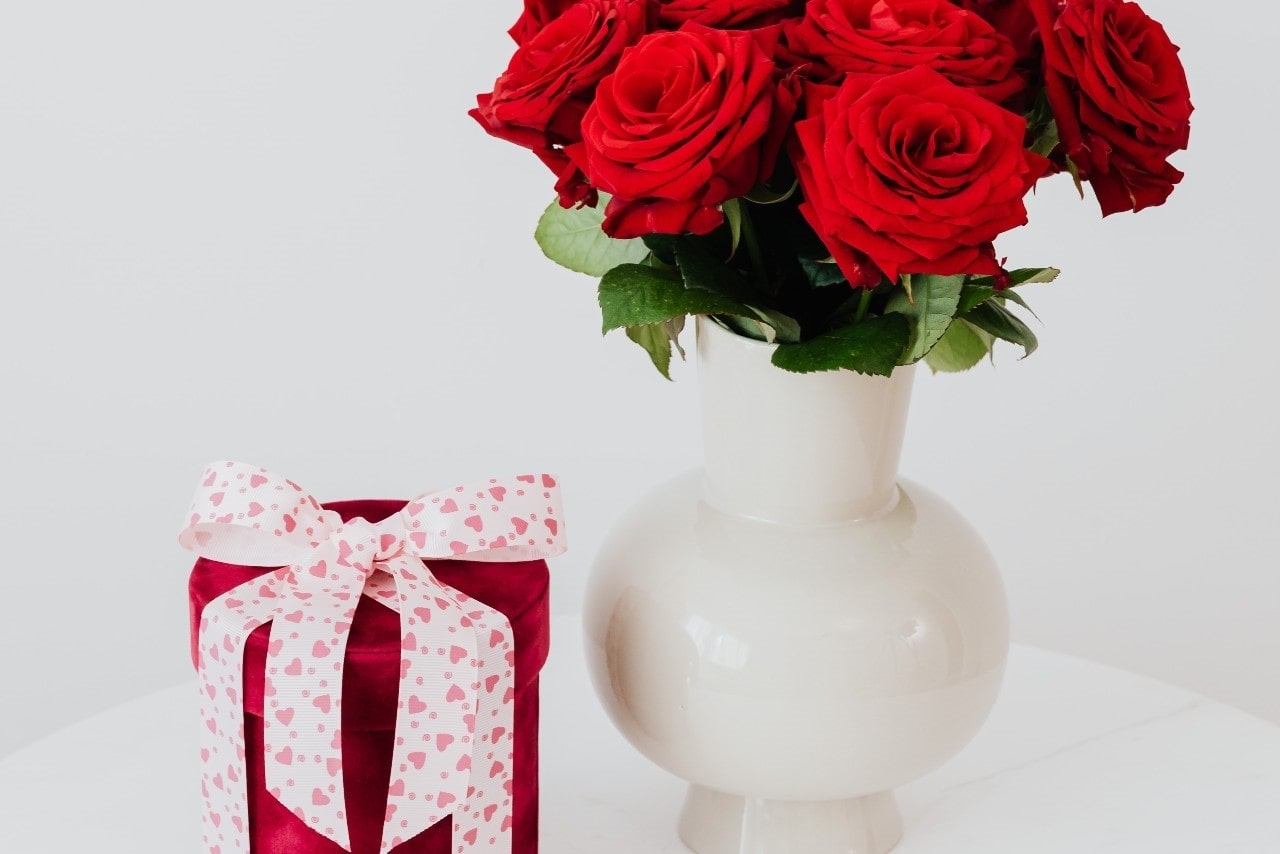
top-left (180, 461), bottom-right (566, 853)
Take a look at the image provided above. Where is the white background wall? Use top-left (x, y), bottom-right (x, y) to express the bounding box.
top-left (0, 0), bottom-right (1275, 759)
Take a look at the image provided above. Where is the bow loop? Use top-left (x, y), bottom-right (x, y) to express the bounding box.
top-left (180, 461), bottom-right (343, 566)
top-left (397, 474), bottom-right (567, 563)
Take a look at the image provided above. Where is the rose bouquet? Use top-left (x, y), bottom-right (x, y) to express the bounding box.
top-left (472, 0), bottom-right (1191, 377)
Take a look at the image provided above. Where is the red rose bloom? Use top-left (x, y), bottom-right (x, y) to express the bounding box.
top-left (953, 0), bottom-right (1040, 66)
top-left (953, 0), bottom-right (1043, 109)
top-left (792, 66), bottom-right (1048, 284)
top-left (472, 0), bottom-right (648, 207)
top-left (567, 24), bottom-right (796, 237)
top-left (782, 0), bottom-right (1024, 103)
top-left (1031, 0), bottom-right (1192, 215)
top-left (654, 0), bottom-right (804, 30)
top-left (508, 0), bottom-right (581, 44)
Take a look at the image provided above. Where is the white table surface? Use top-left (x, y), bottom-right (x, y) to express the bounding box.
top-left (2, 616), bottom-right (1279, 853)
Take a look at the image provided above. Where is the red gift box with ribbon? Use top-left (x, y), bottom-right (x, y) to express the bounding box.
top-left (181, 462), bottom-right (565, 853)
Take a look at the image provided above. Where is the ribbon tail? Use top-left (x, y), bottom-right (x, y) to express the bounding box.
top-left (454, 596), bottom-right (516, 852)
top-left (380, 556), bottom-right (478, 854)
top-left (198, 573), bottom-right (284, 853)
top-left (265, 549), bottom-right (364, 852)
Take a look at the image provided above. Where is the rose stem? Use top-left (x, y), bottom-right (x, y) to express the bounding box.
top-left (736, 200), bottom-right (769, 290)
top-left (854, 288), bottom-right (874, 322)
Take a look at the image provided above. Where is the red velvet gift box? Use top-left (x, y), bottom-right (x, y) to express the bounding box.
top-left (186, 479), bottom-right (558, 854)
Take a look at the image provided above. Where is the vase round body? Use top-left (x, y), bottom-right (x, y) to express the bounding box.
top-left (583, 317), bottom-right (1009, 854)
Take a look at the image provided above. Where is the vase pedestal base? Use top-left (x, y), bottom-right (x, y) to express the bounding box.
top-left (677, 785), bottom-right (903, 854)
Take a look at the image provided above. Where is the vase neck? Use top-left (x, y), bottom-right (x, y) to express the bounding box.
top-left (696, 317), bottom-right (915, 525)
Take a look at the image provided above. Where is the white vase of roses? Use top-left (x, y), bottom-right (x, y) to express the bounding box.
top-left (475, 1), bottom-right (1191, 851)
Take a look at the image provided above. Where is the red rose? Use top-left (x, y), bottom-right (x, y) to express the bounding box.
top-left (1032, 0), bottom-right (1192, 215)
top-left (953, 0), bottom-right (1040, 65)
top-left (782, 0), bottom-right (1024, 103)
top-left (472, 0), bottom-right (648, 207)
top-left (567, 25), bottom-right (796, 237)
top-left (654, 0), bottom-right (804, 30)
top-left (792, 66), bottom-right (1048, 284)
top-left (508, 0), bottom-right (581, 45)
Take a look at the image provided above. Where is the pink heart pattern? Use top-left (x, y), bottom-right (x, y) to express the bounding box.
top-left (180, 461), bottom-right (565, 854)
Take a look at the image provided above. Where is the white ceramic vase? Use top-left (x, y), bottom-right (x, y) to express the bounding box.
top-left (583, 316), bottom-right (1010, 854)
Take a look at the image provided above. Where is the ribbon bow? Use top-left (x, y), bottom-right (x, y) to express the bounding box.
top-left (179, 461), bottom-right (566, 853)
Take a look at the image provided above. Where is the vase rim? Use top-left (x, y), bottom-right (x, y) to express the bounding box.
top-left (698, 314), bottom-right (916, 380)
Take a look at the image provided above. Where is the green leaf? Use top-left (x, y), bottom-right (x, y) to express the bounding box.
top-left (959, 268), bottom-right (1058, 313)
top-left (799, 256), bottom-right (848, 288)
top-left (641, 233), bottom-right (682, 266)
top-left (757, 308), bottom-right (804, 343)
top-left (966, 301), bottom-right (1039, 359)
top-left (646, 252), bottom-right (677, 273)
top-left (1065, 157), bottom-right (1085, 199)
top-left (771, 314), bottom-right (910, 377)
top-left (673, 241), bottom-right (801, 343)
top-left (967, 267), bottom-right (1060, 290)
top-left (598, 264), bottom-right (759, 333)
top-left (668, 315), bottom-right (688, 360)
top-left (672, 240), bottom-right (754, 302)
top-left (885, 273), bottom-right (965, 363)
top-left (535, 194), bottom-right (649, 276)
top-left (625, 316), bottom-right (685, 380)
top-left (744, 180), bottom-right (799, 205)
top-left (1030, 119), bottom-right (1061, 158)
top-left (718, 313), bottom-right (775, 343)
top-left (925, 319), bottom-right (994, 373)
top-left (997, 288), bottom-right (1041, 321)
top-left (722, 198), bottom-right (743, 258)
top-left (1008, 267), bottom-right (1060, 286)
top-left (958, 283), bottom-right (998, 315)
top-left (744, 307), bottom-right (802, 344)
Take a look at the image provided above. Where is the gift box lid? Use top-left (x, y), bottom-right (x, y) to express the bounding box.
top-left (188, 498), bottom-right (550, 731)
